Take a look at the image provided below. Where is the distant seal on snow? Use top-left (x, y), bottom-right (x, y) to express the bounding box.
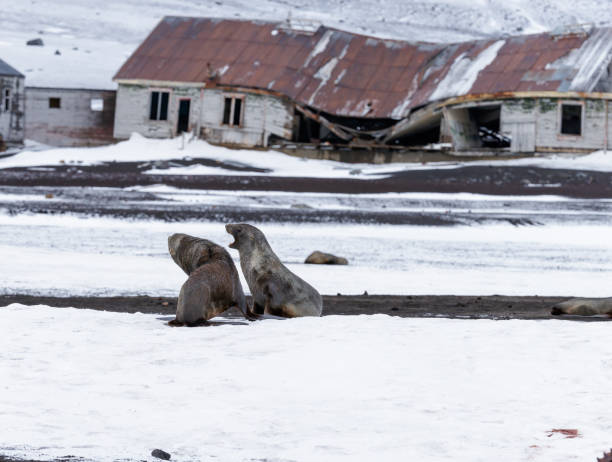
top-left (225, 223), bottom-right (323, 318)
top-left (551, 297), bottom-right (612, 317)
top-left (168, 233), bottom-right (247, 325)
top-left (305, 251), bottom-right (348, 265)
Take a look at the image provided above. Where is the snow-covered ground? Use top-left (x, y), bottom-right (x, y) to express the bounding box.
top-left (3, 3), bottom-right (612, 462)
top-left (0, 135), bottom-right (393, 179)
top-left (125, 186), bottom-right (612, 220)
top-left (0, 0), bottom-right (609, 89)
top-left (2, 304), bottom-right (612, 462)
top-left (2, 135), bottom-right (612, 177)
top-left (1, 213), bottom-right (610, 297)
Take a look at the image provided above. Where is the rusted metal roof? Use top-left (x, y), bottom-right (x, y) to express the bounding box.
top-left (114, 17), bottom-right (612, 119)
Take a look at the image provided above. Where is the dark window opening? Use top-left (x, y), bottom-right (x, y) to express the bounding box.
top-left (222, 96), bottom-right (243, 127)
top-left (149, 91), bottom-right (169, 121)
top-left (149, 92), bottom-right (158, 120)
top-left (469, 105), bottom-right (510, 148)
top-left (294, 109), bottom-right (397, 144)
top-left (222, 98), bottom-right (232, 125)
top-left (49, 97), bottom-right (61, 109)
top-left (159, 92), bottom-right (168, 121)
top-left (177, 99), bottom-right (191, 133)
top-left (393, 125), bottom-right (441, 147)
top-left (293, 110), bottom-right (322, 142)
top-left (3, 89), bottom-right (10, 112)
top-left (233, 98), bottom-right (242, 126)
top-left (321, 112), bottom-right (396, 132)
top-left (561, 104), bottom-right (582, 135)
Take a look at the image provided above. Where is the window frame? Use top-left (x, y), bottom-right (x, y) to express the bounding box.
top-left (90, 98), bottom-right (104, 112)
top-left (221, 94), bottom-right (245, 128)
top-left (149, 90), bottom-right (170, 121)
top-left (558, 101), bottom-right (584, 137)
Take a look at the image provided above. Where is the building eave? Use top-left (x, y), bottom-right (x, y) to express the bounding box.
top-left (114, 78), bottom-right (206, 88)
top-left (437, 91), bottom-right (612, 108)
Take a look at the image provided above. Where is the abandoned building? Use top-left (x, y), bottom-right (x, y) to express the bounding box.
top-left (113, 17), bottom-right (612, 156)
top-left (0, 58), bottom-right (25, 148)
top-left (25, 87), bottom-right (116, 147)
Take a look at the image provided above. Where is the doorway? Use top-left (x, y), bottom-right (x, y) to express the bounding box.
top-left (177, 99), bottom-right (190, 133)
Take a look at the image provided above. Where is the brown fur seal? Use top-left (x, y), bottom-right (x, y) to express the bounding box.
top-left (168, 233), bottom-right (247, 325)
top-left (551, 297), bottom-right (612, 317)
top-left (305, 251), bottom-right (348, 265)
top-left (225, 223), bottom-right (323, 318)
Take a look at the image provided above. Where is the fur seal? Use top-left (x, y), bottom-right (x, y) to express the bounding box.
top-left (305, 251), bottom-right (348, 265)
top-left (551, 297), bottom-right (612, 317)
top-left (168, 233), bottom-right (247, 325)
top-left (225, 223), bottom-right (323, 318)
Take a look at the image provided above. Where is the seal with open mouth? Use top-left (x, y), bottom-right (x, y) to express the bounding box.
top-left (168, 233), bottom-right (248, 325)
top-left (226, 223), bottom-right (322, 318)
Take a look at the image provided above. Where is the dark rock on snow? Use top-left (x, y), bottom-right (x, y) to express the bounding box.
top-left (151, 449), bottom-right (171, 460)
top-left (26, 38), bottom-right (44, 46)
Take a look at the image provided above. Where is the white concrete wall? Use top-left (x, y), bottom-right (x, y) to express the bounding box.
top-left (500, 100), bottom-right (536, 152)
top-left (114, 84), bottom-right (294, 147)
top-left (25, 87), bottom-right (116, 147)
top-left (500, 97), bottom-right (610, 152)
top-left (0, 75), bottom-right (25, 145)
top-left (114, 84), bottom-right (202, 139)
top-left (534, 98), bottom-right (608, 151)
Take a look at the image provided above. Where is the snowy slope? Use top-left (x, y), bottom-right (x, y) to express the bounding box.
top-left (2, 304), bottom-right (612, 462)
top-left (0, 0), bottom-right (610, 89)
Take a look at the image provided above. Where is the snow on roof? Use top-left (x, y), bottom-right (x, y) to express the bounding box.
top-left (428, 40), bottom-right (506, 102)
top-left (116, 17), bottom-right (612, 119)
top-left (566, 28), bottom-right (612, 91)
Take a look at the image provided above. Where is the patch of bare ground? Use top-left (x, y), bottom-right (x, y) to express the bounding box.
top-left (0, 162), bottom-right (611, 198)
top-left (1, 294), bottom-right (610, 321)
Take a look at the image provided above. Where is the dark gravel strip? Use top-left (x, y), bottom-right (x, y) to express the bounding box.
top-left (2, 294), bottom-right (609, 321)
top-left (1, 163), bottom-right (612, 198)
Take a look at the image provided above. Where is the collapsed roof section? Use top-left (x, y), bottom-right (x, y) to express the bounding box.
top-left (114, 16), bottom-right (445, 119)
top-left (114, 17), bottom-right (612, 144)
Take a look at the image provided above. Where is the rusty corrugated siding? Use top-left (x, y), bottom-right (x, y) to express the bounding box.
top-left (114, 17), bottom-right (612, 119)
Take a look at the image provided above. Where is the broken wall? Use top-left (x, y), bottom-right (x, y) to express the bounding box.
top-left (442, 107), bottom-right (480, 150)
top-left (200, 89), bottom-right (293, 147)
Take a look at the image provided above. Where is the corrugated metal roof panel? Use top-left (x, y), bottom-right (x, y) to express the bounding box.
top-left (114, 17), bottom-right (612, 119)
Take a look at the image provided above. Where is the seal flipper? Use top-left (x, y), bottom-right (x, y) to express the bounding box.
top-left (262, 281), bottom-right (295, 317)
top-left (264, 285), bottom-right (273, 314)
top-left (244, 302), bottom-right (261, 321)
